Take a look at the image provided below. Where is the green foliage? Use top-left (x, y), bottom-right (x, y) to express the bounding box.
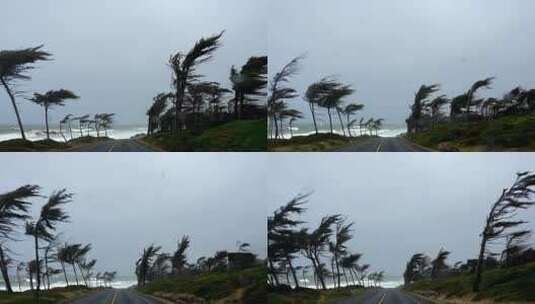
top-left (409, 113), bottom-right (535, 151)
top-left (140, 265), bottom-right (265, 301)
top-left (0, 286), bottom-right (91, 304)
top-left (407, 262), bottom-right (535, 302)
top-left (143, 119), bottom-right (266, 151)
top-left (269, 133), bottom-right (366, 152)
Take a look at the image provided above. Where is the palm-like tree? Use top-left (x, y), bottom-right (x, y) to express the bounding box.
top-left (59, 114), bottom-right (74, 142)
top-left (343, 104), bottom-right (364, 137)
top-left (329, 219), bottom-right (353, 288)
top-left (136, 244), bottom-right (161, 287)
top-left (230, 56), bottom-right (267, 119)
top-left (172, 235), bottom-right (190, 275)
top-left (430, 248), bottom-right (450, 279)
top-left (466, 77), bottom-right (494, 119)
top-left (0, 185), bottom-right (39, 293)
top-left (25, 189), bottom-right (72, 299)
top-left (407, 84), bottom-right (440, 133)
top-left (56, 243), bottom-right (72, 286)
top-left (147, 93), bottom-right (171, 135)
top-left (426, 95), bottom-right (449, 127)
top-left (317, 80), bottom-right (354, 134)
top-left (27, 89), bottom-right (79, 140)
top-left (168, 31), bottom-right (224, 135)
top-left (0, 45), bottom-right (52, 140)
top-left (268, 56), bottom-right (304, 139)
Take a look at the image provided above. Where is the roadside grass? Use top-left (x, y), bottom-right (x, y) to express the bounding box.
top-left (408, 113), bottom-right (535, 151)
top-left (268, 133), bottom-right (370, 152)
top-left (139, 265), bottom-right (266, 303)
top-left (407, 262), bottom-right (535, 302)
top-left (142, 119), bottom-right (266, 151)
top-left (0, 136), bottom-right (111, 152)
top-left (268, 286), bottom-right (366, 304)
top-left (0, 286), bottom-right (94, 304)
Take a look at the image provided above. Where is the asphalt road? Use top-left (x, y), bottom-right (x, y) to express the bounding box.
top-left (335, 137), bottom-right (428, 152)
top-left (336, 288), bottom-right (432, 304)
top-left (72, 289), bottom-right (159, 304)
top-left (71, 139), bottom-right (158, 152)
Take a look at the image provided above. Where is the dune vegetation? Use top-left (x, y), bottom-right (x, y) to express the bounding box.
top-left (405, 78), bottom-right (535, 151)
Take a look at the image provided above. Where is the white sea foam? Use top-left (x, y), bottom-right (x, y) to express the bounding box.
top-left (0, 125), bottom-right (147, 142)
top-left (0, 276), bottom-right (137, 291)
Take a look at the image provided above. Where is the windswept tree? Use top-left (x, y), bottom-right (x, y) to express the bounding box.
top-left (25, 189), bottom-right (72, 299)
top-left (430, 248), bottom-right (450, 279)
top-left (317, 79), bottom-right (354, 135)
top-left (230, 56), bottom-right (267, 119)
top-left (473, 172), bottom-right (535, 292)
top-left (27, 89), bottom-right (79, 140)
top-left (329, 218), bottom-right (354, 288)
top-left (300, 214), bottom-right (341, 290)
top-left (501, 230), bottom-right (530, 267)
top-left (136, 244), bottom-right (161, 287)
top-left (403, 253), bottom-right (427, 287)
top-left (0, 185), bottom-right (39, 293)
top-left (406, 84), bottom-right (440, 133)
top-left (343, 104), bottom-right (364, 137)
top-left (0, 45), bottom-right (52, 140)
top-left (168, 31), bottom-right (224, 134)
top-left (147, 93), bottom-right (171, 134)
top-left (466, 77), bottom-right (494, 119)
top-left (268, 56), bottom-right (304, 139)
top-left (172, 235), bottom-right (190, 275)
top-left (268, 193), bottom-right (308, 288)
top-left (426, 95), bottom-right (449, 127)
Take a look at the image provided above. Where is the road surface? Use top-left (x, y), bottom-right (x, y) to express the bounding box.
top-left (71, 139), bottom-right (159, 152)
top-left (336, 288), bottom-right (432, 304)
top-left (72, 289), bottom-right (160, 304)
top-left (335, 137), bottom-right (428, 152)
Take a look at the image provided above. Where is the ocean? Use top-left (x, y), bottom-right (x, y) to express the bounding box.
top-left (0, 124), bottom-right (148, 142)
top-left (0, 275), bottom-right (137, 291)
top-left (272, 121), bottom-right (407, 139)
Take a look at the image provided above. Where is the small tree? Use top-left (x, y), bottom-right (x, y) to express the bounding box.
top-left (27, 89), bottom-right (79, 140)
top-left (0, 46), bottom-right (51, 140)
top-left (473, 172), bottom-right (535, 292)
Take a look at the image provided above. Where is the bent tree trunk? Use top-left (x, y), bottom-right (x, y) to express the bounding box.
top-left (327, 108), bottom-right (334, 134)
top-left (44, 105), bottom-right (50, 139)
top-left (286, 256), bottom-right (300, 289)
top-left (268, 259), bottom-right (280, 286)
top-left (0, 77), bottom-right (26, 140)
top-left (72, 264), bottom-right (79, 286)
top-left (336, 108), bottom-right (346, 136)
top-left (309, 103), bottom-right (319, 135)
top-left (0, 246), bottom-right (13, 293)
top-left (61, 262), bottom-right (69, 286)
top-left (473, 234), bottom-right (488, 292)
top-left (34, 235), bottom-right (41, 299)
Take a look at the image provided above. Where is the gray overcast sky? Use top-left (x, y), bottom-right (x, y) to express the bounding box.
top-left (269, 0), bottom-right (535, 125)
top-left (266, 153), bottom-right (535, 276)
top-left (1, 153), bottom-right (268, 277)
top-left (1, 0), bottom-right (267, 125)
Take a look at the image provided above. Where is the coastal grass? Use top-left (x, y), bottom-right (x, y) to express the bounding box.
top-left (139, 265), bottom-right (266, 302)
top-left (142, 119), bottom-right (266, 151)
top-left (0, 286), bottom-right (94, 304)
top-left (407, 113), bottom-right (535, 151)
top-left (407, 262), bottom-right (535, 302)
top-left (0, 136), bottom-right (111, 152)
top-left (268, 286), bottom-right (365, 304)
top-left (268, 133), bottom-right (369, 152)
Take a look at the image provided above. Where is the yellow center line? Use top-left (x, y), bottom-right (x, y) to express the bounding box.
top-left (107, 141), bottom-right (117, 152)
top-left (108, 291), bottom-right (118, 304)
top-left (376, 139), bottom-right (383, 152)
top-left (377, 292), bottom-right (386, 304)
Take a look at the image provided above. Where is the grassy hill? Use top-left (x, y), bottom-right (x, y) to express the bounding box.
top-left (0, 286), bottom-right (93, 304)
top-left (407, 262), bottom-right (535, 302)
top-left (408, 113), bottom-right (535, 151)
top-left (143, 119), bottom-right (266, 151)
top-left (268, 286), bottom-right (364, 304)
top-left (140, 266), bottom-right (266, 303)
top-left (0, 136), bottom-right (111, 152)
top-left (268, 133), bottom-right (364, 152)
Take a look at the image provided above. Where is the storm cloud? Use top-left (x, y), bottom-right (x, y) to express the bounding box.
top-left (269, 0), bottom-right (535, 125)
top-left (1, 0), bottom-right (267, 125)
